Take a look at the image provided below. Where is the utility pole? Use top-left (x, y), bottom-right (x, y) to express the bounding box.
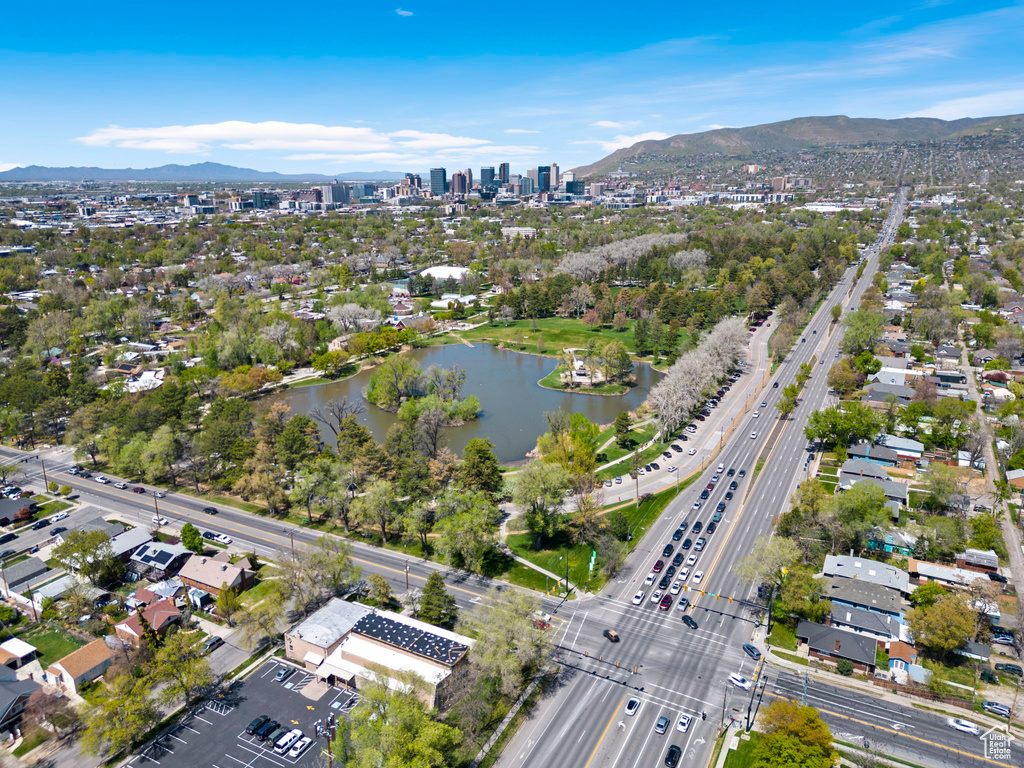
top-left (39, 459), bottom-right (49, 492)
top-left (802, 670), bottom-right (809, 706)
top-left (404, 560), bottom-right (409, 591)
top-left (315, 713), bottom-right (338, 768)
top-left (721, 683), bottom-right (728, 729)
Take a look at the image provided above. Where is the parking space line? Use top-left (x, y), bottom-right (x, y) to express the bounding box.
top-left (180, 724), bottom-right (201, 733)
top-left (194, 714), bottom-right (213, 724)
top-left (235, 743), bottom-right (286, 766)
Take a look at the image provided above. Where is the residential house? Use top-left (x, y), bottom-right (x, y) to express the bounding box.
top-left (821, 577), bottom-right (905, 618)
top-left (839, 460), bottom-right (890, 482)
top-left (876, 434), bottom-right (924, 461)
top-left (837, 474), bottom-right (909, 508)
top-left (823, 555), bottom-right (911, 595)
top-left (0, 679), bottom-right (39, 738)
top-left (46, 639), bottom-right (115, 696)
top-left (114, 599), bottom-right (181, 646)
top-left (932, 370), bottom-right (967, 386)
top-left (957, 450), bottom-right (987, 470)
top-left (1, 557), bottom-right (51, 595)
top-left (0, 498), bottom-right (34, 526)
top-left (129, 541), bottom-right (191, 578)
top-left (0, 640), bottom-right (36, 671)
top-left (934, 344), bottom-right (961, 362)
top-left (972, 349), bottom-right (999, 366)
top-left (847, 442), bottom-right (898, 467)
top-left (796, 620), bottom-right (877, 673)
top-left (1006, 468), bottom-right (1024, 490)
top-left (867, 528), bottom-right (918, 557)
top-left (954, 640), bottom-right (991, 663)
top-left (908, 558), bottom-right (990, 589)
top-left (177, 552), bottom-right (255, 597)
top-left (829, 606), bottom-right (905, 643)
top-left (887, 641), bottom-right (928, 685)
top-left (955, 549), bottom-right (999, 574)
top-left (109, 527), bottom-right (153, 561)
top-left (885, 340), bottom-right (912, 358)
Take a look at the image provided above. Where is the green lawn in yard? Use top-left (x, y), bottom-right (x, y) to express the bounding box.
top-left (819, 480), bottom-right (838, 494)
top-left (457, 316), bottom-right (677, 356)
top-left (723, 731), bottom-right (762, 768)
top-left (37, 499), bottom-right (72, 514)
top-left (20, 626), bottom-right (86, 667)
top-left (774, 650), bottom-right (809, 666)
top-left (12, 728), bottom-right (50, 757)
top-left (241, 578), bottom-right (279, 606)
top-left (769, 622), bottom-right (798, 651)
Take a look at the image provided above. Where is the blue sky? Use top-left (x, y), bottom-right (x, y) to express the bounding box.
top-left (2, 0), bottom-right (1022, 174)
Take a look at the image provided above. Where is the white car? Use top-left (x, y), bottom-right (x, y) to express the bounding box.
top-left (667, 466), bottom-right (677, 473)
top-left (752, 411), bottom-right (759, 418)
top-left (946, 718), bottom-right (980, 735)
top-left (729, 673), bottom-right (752, 690)
top-left (152, 516), bottom-right (170, 526)
top-left (692, 501), bottom-right (702, 511)
top-left (615, 476), bottom-right (622, 484)
top-left (95, 476), bottom-right (109, 484)
top-left (692, 571), bottom-right (705, 585)
top-left (649, 589), bottom-right (664, 604)
top-left (670, 581), bottom-right (682, 595)
top-left (644, 572), bottom-right (656, 586)
top-left (51, 512), bottom-right (69, 522)
top-left (750, 432), bottom-right (757, 439)
top-left (716, 464), bottom-right (724, 473)
top-left (114, 481), bottom-right (128, 489)
top-left (686, 554), bottom-right (697, 567)
top-left (678, 568), bottom-right (690, 582)
top-left (676, 714), bottom-right (692, 733)
top-left (214, 533), bottom-right (232, 545)
top-left (625, 697), bottom-right (641, 716)
top-left (632, 590), bottom-right (646, 605)
top-left (688, 448), bottom-right (697, 455)
top-left (637, 468), bottom-right (645, 475)
top-left (288, 737), bottom-right (312, 758)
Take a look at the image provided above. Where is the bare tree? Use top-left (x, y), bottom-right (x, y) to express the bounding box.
top-left (415, 409), bottom-right (447, 459)
top-left (310, 396), bottom-right (365, 438)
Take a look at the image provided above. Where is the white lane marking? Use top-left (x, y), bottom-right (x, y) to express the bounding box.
top-left (629, 704), bottom-right (665, 768)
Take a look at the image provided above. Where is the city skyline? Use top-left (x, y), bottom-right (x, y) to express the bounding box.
top-left (2, 0), bottom-right (1022, 174)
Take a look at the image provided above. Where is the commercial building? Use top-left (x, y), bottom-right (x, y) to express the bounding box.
top-left (320, 184), bottom-right (350, 206)
top-left (449, 171), bottom-right (467, 196)
top-left (498, 163), bottom-right (510, 183)
top-left (430, 168), bottom-right (448, 196)
top-left (537, 165), bottom-right (551, 192)
top-left (480, 167), bottom-right (495, 187)
top-left (286, 599), bottom-right (473, 710)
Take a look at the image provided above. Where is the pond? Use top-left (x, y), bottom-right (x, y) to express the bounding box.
top-left (270, 343), bottom-right (660, 463)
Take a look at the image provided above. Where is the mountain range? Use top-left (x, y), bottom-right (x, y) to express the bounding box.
top-left (0, 162), bottom-right (409, 183)
top-left (572, 113), bottom-right (1024, 176)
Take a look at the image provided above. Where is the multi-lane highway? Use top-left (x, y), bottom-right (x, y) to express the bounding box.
top-left (493, 189), bottom-right (1019, 768)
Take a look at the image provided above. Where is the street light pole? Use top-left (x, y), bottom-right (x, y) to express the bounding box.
top-left (39, 459), bottom-right (49, 492)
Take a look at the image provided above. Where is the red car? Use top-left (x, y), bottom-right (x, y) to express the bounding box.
top-left (659, 594), bottom-right (673, 611)
top-left (131, 487), bottom-right (146, 494)
top-left (652, 559), bottom-right (664, 573)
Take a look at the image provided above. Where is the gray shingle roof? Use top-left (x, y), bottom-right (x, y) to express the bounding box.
top-left (289, 599), bottom-right (373, 649)
top-left (823, 555), bottom-right (910, 594)
top-left (797, 620), bottom-right (877, 666)
top-left (822, 577), bottom-right (905, 615)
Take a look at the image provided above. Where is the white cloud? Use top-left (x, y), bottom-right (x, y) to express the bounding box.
top-left (504, 128), bottom-right (540, 134)
top-left (75, 120), bottom-right (532, 164)
top-left (395, 8), bottom-right (413, 15)
top-left (706, 124), bottom-right (733, 130)
top-left (572, 131), bottom-right (670, 152)
top-left (903, 89), bottom-right (1024, 119)
top-left (590, 120), bottom-right (625, 129)
top-left (0, 163), bottom-right (21, 172)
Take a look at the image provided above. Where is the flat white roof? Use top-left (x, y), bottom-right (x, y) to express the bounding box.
top-left (333, 634), bottom-right (451, 686)
top-left (0, 638), bottom-right (36, 658)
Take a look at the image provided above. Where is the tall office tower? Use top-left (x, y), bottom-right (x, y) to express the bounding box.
top-left (465, 168), bottom-right (473, 189)
top-left (550, 163), bottom-right (560, 188)
top-left (537, 165), bottom-right (551, 192)
top-left (565, 180), bottom-right (585, 194)
top-left (405, 173), bottom-right (422, 188)
top-left (526, 168), bottom-right (539, 187)
top-left (251, 190), bottom-right (272, 209)
top-left (480, 167), bottom-right (495, 186)
top-left (430, 168), bottom-right (448, 195)
top-left (349, 182), bottom-right (376, 198)
top-left (320, 184), bottom-right (350, 205)
top-left (561, 170), bottom-right (575, 183)
top-left (519, 176), bottom-right (535, 195)
top-left (509, 173), bottom-right (522, 188)
top-left (498, 162), bottom-right (510, 183)
top-left (450, 171), bottom-right (467, 195)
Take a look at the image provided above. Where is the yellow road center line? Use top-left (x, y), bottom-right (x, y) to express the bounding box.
top-left (584, 693), bottom-right (629, 768)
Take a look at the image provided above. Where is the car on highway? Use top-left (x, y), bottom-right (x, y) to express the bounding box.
top-left (729, 673), bottom-right (752, 690)
top-left (131, 486), bottom-right (146, 493)
top-left (676, 596), bottom-right (690, 612)
top-left (51, 526), bottom-right (67, 535)
top-left (750, 432), bottom-right (757, 439)
top-left (658, 573), bottom-right (671, 590)
top-left (773, 382), bottom-right (779, 388)
top-left (670, 581), bottom-right (682, 595)
top-left (95, 476), bottom-right (109, 484)
top-left (51, 511), bottom-right (68, 522)
top-left (681, 538), bottom-right (692, 550)
top-left (945, 718), bottom-right (980, 735)
top-left (153, 491), bottom-right (166, 498)
top-left (655, 714), bottom-right (670, 734)
top-left (214, 533), bottom-right (232, 545)
top-left (667, 465), bottom-right (677, 473)
top-left (692, 501), bottom-right (701, 511)
top-left (982, 701), bottom-right (1011, 718)
top-left (649, 590), bottom-right (664, 604)
top-left (659, 595), bottom-right (673, 611)
top-left (676, 715), bottom-right (691, 733)
top-left (761, 401), bottom-right (767, 408)
top-left (644, 573), bottom-right (656, 585)
top-left (682, 615), bottom-right (698, 630)
top-left (711, 474), bottom-right (720, 483)
top-left (152, 516), bottom-right (170, 526)
top-left (688, 448), bottom-right (697, 455)
top-left (625, 697), bottom-right (641, 716)
top-left (715, 501), bottom-right (726, 512)
top-left (694, 537), bottom-right (706, 552)
top-left (685, 554), bottom-right (697, 567)
top-left (665, 745), bottom-right (681, 767)
top-left (692, 571), bottom-right (704, 585)
top-left (114, 481), bottom-right (128, 489)
top-left (742, 643), bottom-right (762, 661)
top-left (662, 544), bottom-right (674, 557)
top-left (672, 552), bottom-right (684, 567)
top-left (653, 559), bottom-right (664, 572)
top-left (738, 469), bottom-right (746, 477)
top-left (201, 506), bottom-right (218, 515)
top-left (752, 411), bottom-right (759, 418)
top-left (672, 528), bottom-right (685, 542)
top-left (691, 521), bottom-right (703, 534)
top-left (726, 468), bottom-right (735, 477)
top-left (729, 481), bottom-right (738, 490)
top-left (706, 522), bottom-right (717, 535)
top-left (723, 491), bottom-right (733, 501)
top-left (632, 591), bottom-right (646, 605)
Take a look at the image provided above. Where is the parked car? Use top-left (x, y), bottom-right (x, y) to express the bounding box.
top-left (992, 634), bottom-right (1015, 646)
top-left (254, 720), bottom-right (280, 741)
top-left (246, 715), bottom-right (270, 735)
top-left (288, 737), bottom-right (313, 758)
top-left (202, 531), bottom-right (216, 540)
top-left (982, 701), bottom-right (1011, 718)
top-left (274, 667), bottom-right (293, 683)
top-left (214, 533), bottom-right (232, 545)
top-left (995, 663), bottom-right (1023, 676)
top-left (152, 516), bottom-right (170, 526)
top-left (274, 728), bottom-right (303, 754)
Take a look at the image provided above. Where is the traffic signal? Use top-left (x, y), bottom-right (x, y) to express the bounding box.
top-left (701, 712), bottom-right (707, 721)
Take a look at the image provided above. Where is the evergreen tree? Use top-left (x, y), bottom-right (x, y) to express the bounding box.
top-left (135, 606), bottom-right (161, 649)
top-left (418, 571), bottom-right (458, 628)
top-left (460, 438), bottom-right (502, 497)
top-left (180, 522), bottom-right (204, 554)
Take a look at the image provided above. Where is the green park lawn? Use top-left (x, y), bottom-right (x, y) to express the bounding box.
top-left (597, 423), bottom-right (660, 466)
top-left (538, 366), bottom-right (631, 396)
top-left (458, 317), bottom-right (643, 355)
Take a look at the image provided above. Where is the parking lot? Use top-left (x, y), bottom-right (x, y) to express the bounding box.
top-left (129, 660), bottom-right (359, 768)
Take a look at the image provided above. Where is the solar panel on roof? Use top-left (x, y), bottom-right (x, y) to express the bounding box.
top-left (153, 551), bottom-right (172, 565)
top-left (352, 614), bottom-right (468, 666)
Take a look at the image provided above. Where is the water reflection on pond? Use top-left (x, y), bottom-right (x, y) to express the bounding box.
top-left (271, 343), bottom-right (660, 463)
